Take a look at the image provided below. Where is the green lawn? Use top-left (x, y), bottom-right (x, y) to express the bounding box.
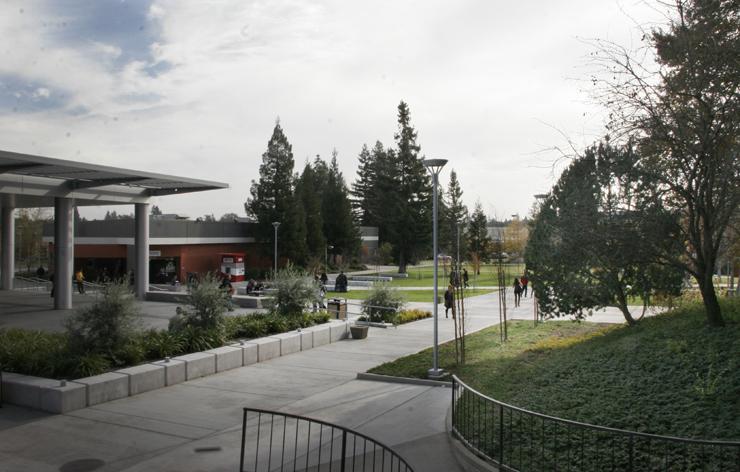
top-left (370, 298), bottom-right (740, 441)
top-left (363, 263), bottom-right (524, 287)
top-left (334, 288), bottom-right (495, 302)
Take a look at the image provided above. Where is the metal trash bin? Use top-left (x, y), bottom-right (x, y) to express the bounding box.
top-left (327, 299), bottom-right (347, 320)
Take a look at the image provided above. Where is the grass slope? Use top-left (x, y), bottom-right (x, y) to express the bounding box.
top-left (370, 299), bottom-right (740, 440)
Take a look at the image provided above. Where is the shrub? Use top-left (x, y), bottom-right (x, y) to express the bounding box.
top-left (178, 326), bottom-right (224, 353)
top-left (142, 330), bottom-right (185, 359)
top-left (0, 329), bottom-right (69, 378)
top-left (270, 265), bottom-right (319, 316)
top-left (362, 283), bottom-right (405, 323)
top-left (222, 312), bottom-right (330, 340)
top-left (396, 309), bottom-right (432, 324)
top-left (65, 280), bottom-right (141, 363)
top-left (169, 273), bottom-right (231, 332)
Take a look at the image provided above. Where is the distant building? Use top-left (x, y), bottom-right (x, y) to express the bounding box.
top-left (43, 220), bottom-right (381, 281)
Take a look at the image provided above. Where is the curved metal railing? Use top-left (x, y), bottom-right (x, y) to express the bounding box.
top-left (451, 376), bottom-right (740, 471)
top-left (240, 407), bottom-right (415, 472)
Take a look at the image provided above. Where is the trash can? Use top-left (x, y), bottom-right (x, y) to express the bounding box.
top-left (327, 299), bottom-right (347, 320)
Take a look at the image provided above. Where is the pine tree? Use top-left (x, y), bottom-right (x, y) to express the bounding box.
top-left (387, 101), bottom-right (432, 273)
top-left (322, 150), bottom-right (360, 262)
top-left (468, 201), bottom-right (491, 260)
top-left (246, 120), bottom-right (307, 264)
top-left (296, 162), bottom-right (326, 259)
top-left (351, 143), bottom-right (375, 225)
top-left (445, 170), bottom-right (469, 259)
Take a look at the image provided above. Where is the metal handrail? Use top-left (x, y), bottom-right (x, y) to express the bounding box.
top-left (240, 407), bottom-right (415, 472)
top-left (451, 375), bottom-right (740, 471)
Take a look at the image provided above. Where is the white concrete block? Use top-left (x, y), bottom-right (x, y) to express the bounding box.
top-left (173, 352), bottom-right (216, 380)
top-left (299, 330), bottom-right (313, 350)
top-left (151, 359), bottom-right (186, 386)
top-left (248, 337), bottom-right (281, 362)
top-left (1, 373), bottom-right (48, 410)
top-left (329, 321), bottom-right (349, 343)
top-left (40, 382), bottom-right (87, 413)
top-left (206, 346), bottom-right (243, 372)
top-left (306, 324), bottom-right (331, 347)
top-left (116, 364), bottom-right (166, 395)
top-left (230, 342), bottom-right (258, 366)
top-left (76, 372), bottom-right (130, 406)
top-left (274, 332), bottom-right (301, 356)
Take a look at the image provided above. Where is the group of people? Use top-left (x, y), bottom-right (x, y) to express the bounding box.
top-left (512, 275), bottom-right (529, 307)
top-left (245, 278), bottom-right (265, 295)
top-left (449, 268), bottom-right (469, 288)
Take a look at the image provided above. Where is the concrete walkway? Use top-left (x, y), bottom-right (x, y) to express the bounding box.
top-left (0, 289), bottom-right (644, 471)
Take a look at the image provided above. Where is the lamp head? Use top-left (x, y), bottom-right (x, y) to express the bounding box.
top-left (421, 158), bottom-right (448, 176)
top-left (272, 221), bottom-right (280, 228)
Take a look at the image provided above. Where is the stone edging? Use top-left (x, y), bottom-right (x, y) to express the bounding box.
top-left (0, 320), bottom-right (350, 414)
top-left (356, 372), bottom-right (452, 388)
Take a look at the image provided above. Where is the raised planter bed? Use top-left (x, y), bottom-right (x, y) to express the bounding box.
top-left (0, 319), bottom-right (350, 414)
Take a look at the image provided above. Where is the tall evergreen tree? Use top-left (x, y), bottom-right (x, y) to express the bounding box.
top-left (322, 150), bottom-right (360, 261)
top-left (468, 201), bottom-right (491, 260)
top-left (296, 162), bottom-right (326, 259)
top-left (387, 101), bottom-right (432, 273)
top-left (246, 120), bottom-right (307, 264)
top-left (443, 169), bottom-right (469, 258)
top-left (351, 143), bottom-right (376, 225)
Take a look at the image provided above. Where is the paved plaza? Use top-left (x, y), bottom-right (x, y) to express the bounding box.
top-left (0, 288), bottom-right (642, 471)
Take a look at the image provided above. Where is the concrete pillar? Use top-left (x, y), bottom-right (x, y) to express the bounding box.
top-left (54, 197), bottom-right (74, 309)
top-left (135, 202), bottom-right (150, 299)
top-left (1, 195), bottom-right (16, 290)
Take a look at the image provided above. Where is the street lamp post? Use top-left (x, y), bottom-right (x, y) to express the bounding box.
top-left (272, 222), bottom-right (280, 274)
top-left (422, 158), bottom-right (448, 380)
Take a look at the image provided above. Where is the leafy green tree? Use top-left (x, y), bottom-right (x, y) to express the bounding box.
top-left (595, 0), bottom-right (739, 326)
top-left (246, 120), bottom-right (307, 264)
top-left (525, 142), bottom-right (684, 325)
top-left (467, 201), bottom-right (491, 265)
top-left (151, 205), bottom-right (162, 216)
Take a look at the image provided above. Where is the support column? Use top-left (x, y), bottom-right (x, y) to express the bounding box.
top-left (1, 195), bottom-right (16, 290)
top-left (135, 202), bottom-right (150, 299)
top-left (54, 197), bottom-right (74, 309)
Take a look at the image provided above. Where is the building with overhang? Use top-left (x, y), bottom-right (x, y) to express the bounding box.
top-left (0, 149), bottom-right (227, 309)
top-left (42, 218), bottom-right (261, 284)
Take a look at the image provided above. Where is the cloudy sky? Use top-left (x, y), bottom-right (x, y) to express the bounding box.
top-left (0, 0), bottom-right (665, 221)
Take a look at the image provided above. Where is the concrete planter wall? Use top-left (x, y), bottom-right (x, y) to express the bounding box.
top-left (0, 319), bottom-right (349, 414)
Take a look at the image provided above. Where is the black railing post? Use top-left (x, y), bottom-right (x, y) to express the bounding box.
top-left (341, 430), bottom-right (347, 472)
top-left (239, 409), bottom-right (247, 472)
top-left (451, 377), bottom-right (456, 432)
top-left (499, 403), bottom-right (504, 464)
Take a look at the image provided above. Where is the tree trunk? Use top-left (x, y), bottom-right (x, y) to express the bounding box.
top-left (398, 251), bottom-right (406, 274)
top-left (697, 274), bottom-right (725, 327)
top-left (615, 286), bottom-right (637, 326)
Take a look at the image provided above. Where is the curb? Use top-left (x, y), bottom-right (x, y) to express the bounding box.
top-left (356, 372), bottom-right (451, 388)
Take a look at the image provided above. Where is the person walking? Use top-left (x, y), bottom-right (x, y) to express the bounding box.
top-left (75, 269), bottom-right (85, 294)
top-left (521, 275), bottom-right (529, 297)
top-left (513, 277), bottom-right (522, 307)
top-left (444, 284), bottom-right (454, 318)
top-left (462, 268), bottom-right (469, 288)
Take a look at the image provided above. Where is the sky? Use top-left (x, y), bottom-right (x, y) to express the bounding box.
top-left (0, 0), bottom-right (667, 221)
